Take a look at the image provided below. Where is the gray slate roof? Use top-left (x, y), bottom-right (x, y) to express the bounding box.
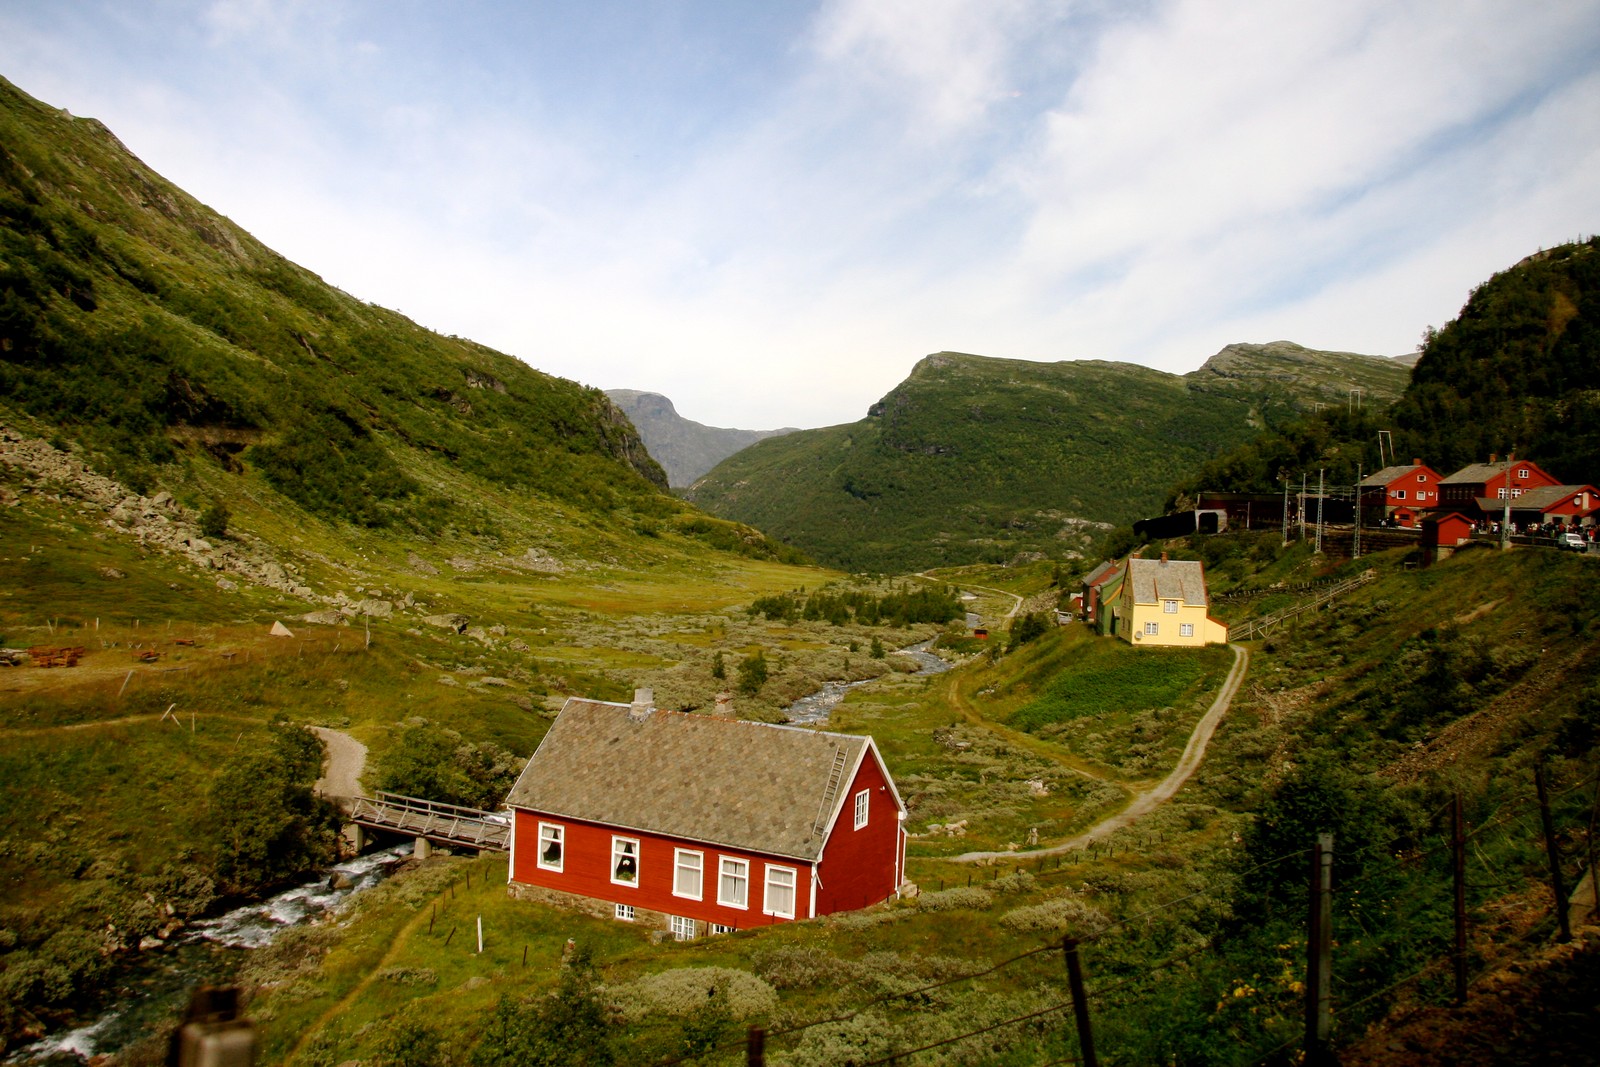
top-left (1125, 556), bottom-right (1210, 606)
top-left (504, 699), bottom-right (879, 862)
top-left (1441, 462), bottom-right (1514, 485)
top-left (1497, 485), bottom-right (1595, 510)
top-left (1359, 463), bottom-right (1427, 487)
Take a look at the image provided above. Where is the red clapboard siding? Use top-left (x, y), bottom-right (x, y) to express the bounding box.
top-left (815, 751), bottom-right (903, 914)
top-left (511, 810), bottom-right (812, 927)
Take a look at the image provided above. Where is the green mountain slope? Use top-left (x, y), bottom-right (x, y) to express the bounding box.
top-left (0, 76), bottom-right (673, 535)
top-left (1393, 237), bottom-right (1600, 479)
top-left (604, 389), bottom-right (796, 487)
top-left (686, 344), bottom-right (1409, 571)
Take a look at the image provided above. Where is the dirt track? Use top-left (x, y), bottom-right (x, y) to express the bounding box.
top-left (952, 642), bottom-right (1250, 862)
top-left (311, 726), bottom-right (367, 799)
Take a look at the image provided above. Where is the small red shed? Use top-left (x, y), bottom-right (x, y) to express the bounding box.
top-left (1421, 512), bottom-right (1476, 563)
top-left (504, 691), bottom-right (906, 939)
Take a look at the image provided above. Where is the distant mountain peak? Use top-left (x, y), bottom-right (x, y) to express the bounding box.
top-left (605, 390), bottom-right (797, 488)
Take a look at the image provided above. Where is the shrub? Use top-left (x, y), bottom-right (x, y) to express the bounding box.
top-left (999, 896), bottom-right (1110, 937)
top-left (915, 886), bottom-right (993, 911)
top-left (198, 501), bottom-right (230, 540)
top-left (608, 966), bottom-right (776, 1023)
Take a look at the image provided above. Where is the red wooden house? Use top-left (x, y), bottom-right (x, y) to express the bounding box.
top-left (1437, 456), bottom-right (1561, 511)
top-left (1357, 459), bottom-right (1442, 527)
top-left (504, 690), bottom-right (906, 939)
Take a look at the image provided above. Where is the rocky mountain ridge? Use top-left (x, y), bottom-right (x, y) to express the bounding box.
top-left (604, 389), bottom-right (797, 487)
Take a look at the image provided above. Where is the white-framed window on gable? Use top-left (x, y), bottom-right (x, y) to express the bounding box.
top-left (1179, 623), bottom-right (1195, 638)
top-left (537, 823), bottom-right (564, 872)
top-left (854, 789), bottom-right (870, 830)
top-left (1162, 599), bottom-right (1179, 614)
top-left (1417, 473), bottom-right (1427, 482)
top-left (611, 836), bottom-right (639, 887)
top-left (673, 849), bottom-right (703, 900)
top-left (669, 915), bottom-right (697, 941)
top-left (718, 858), bottom-right (749, 909)
top-left (1395, 489), bottom-right (1407, 500)
top-left (764, 865), bottom-right (797, 919)
top-left (1497, 488), bottom-right (1507, 499)
top-left (1518, 468), bottom-right (1530, 480)
top-left (1144, 621), bottom-right (1159, 636)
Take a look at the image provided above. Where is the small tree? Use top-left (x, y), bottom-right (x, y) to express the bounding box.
top-left (869, 637), bottom-right (885, 659)
top-left (737, 651), bottom-right (768, 696)
top-left (710, 651), bottom-right (725, 680)
top-left (199, 501), bottom-right (230, 540)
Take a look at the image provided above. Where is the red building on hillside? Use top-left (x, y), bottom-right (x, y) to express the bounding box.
top-left (1438, 456), bottom-right (1561, 510)
top-left (1358, 459), bottom-right (1442, 527)
top-left (505, 690), bottom-right (906, 939)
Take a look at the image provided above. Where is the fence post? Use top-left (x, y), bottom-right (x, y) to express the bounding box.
top-left (1534, 765), bottom-right (1572, 942)
top-left (1062, 936), bottom-right (1098, 1067)
top-left (1305, 833), bottom-right (1334, 1066)
top-left (746, 1025), bottom-right (766, 1066)
top-left (1451, 793), bottom-right (1468, 1004)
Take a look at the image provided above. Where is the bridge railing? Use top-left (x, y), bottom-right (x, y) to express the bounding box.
top-left (348, 791), bottom-right (511, 851)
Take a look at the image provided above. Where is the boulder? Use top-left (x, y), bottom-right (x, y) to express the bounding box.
top-left (424, 613), bottom-right (470, 633)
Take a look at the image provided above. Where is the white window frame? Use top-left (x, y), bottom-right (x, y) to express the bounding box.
top-left (673, 848), bottom-right (703, 901)
top-left (1179, 623), bottom-right (1195, 638)
top-left (611, 836), bottom-right (640, 888)
top-left (1511, 488), bottom-right (1523, 498)
top-left (614, 903), bottom-right (635, 922)
top-left (1162, 599), bottom-right (1179, 614)
top-left (764, 865), bottom-right (797, 919)
top-left (710, 923), bottom-right (735, 935)
top-left (537, 822), bottom-right (564, 872)
top-left (1517, 468), bottom-right (1530, 479)
top-left (1497, 488), bottom-right (1507, 499)
top-left (669, 915), bottom-right (697, 941)
top-left (1394, 489), bottom-right (1406, 500)
top-left (854, 789), bottom-right (870, 830)
top-left (1144, 621), bottom-right (1159, 636)
top-left (718, 857), bottom-right (749, 909)
top-left (1416, 473), bottom-right (1427, 482)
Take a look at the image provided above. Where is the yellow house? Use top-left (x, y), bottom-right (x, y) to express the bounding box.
top-left (1117, 554), bottom-right (1228, 647)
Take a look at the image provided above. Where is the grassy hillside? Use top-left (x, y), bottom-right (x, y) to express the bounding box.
top-left (1394, 237), bottom-right (1600, 479)
top-left (686, 346), bottom-right (1408, 572)
top-left (1178, 239), bottom-right (1600, 500)
top-left (206, 538), bottom-right (1600, 1066)
top-left (0, 75), bottom-right (674, 534)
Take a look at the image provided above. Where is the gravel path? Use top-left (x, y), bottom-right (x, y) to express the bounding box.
top-left (952, 643), bottom-right (1250, 862)
top-left (312, 726), bottom-right (367, 800)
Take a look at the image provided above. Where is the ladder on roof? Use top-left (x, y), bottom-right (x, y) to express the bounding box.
top-left (811, 746), bottom-right (851, 837)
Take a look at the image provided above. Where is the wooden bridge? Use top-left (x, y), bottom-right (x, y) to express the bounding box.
top-left (347, 792), bottom-right (510, 852)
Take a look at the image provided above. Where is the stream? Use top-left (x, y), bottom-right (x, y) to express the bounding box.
top-left (784, 639), bottom-right (953, 725)
top-left (9, 844), bottom-right (411, 1065)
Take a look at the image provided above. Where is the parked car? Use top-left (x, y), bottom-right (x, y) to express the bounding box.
top-left (1560, 532), bottom-right (1588, 552)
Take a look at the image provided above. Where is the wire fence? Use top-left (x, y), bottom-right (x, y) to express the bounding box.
top-left (636, 761), bottom-right (1596, 1066)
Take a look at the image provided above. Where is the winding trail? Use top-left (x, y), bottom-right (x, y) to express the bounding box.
top-left (311, 726), bottom-right (368, 801)
top-left (952, 643), bottom-right (1249, 862)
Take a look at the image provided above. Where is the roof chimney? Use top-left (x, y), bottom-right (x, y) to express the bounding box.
top-left (1159, 552), bottom-right (1168, 564)
top-left (1489, 453), bottom-right (1497, 464)
top-left (715, 692), bottom-right (734, 717)
top-left (628, 687), bottom-right (654, 723)
top-left (1412, 458), bottom-right (1421, 466)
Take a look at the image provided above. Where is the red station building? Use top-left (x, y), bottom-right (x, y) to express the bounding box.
top-left (504, 691), bottom-right (906, 939)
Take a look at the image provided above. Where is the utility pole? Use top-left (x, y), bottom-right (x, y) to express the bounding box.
top-left (1501, 452), bottom-right (1514, 551)
top-left (1305, 833), bottom-right (1335, 1066)
top-left (1300, 473), bottom-right (1308, 542)
top-left (1282, 480), bottom-right (1291, 546)
top-left (1353, 464), bottom-right (1362, 560)
top-left (1315, 469), bottom-right (1324, 555)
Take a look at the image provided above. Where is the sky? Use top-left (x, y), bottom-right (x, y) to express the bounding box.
top-left (2, 1), bottom-right (1598, 430)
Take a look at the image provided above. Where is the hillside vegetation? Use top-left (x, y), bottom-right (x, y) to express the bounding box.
top-left (0, 75), bottom-right (676, 535)
top-left (1174, 238), bottom-right (1600, 500)
top-left (210, 539), bottom-right (1600, 1066)
top-left (686, 344), bottom-right (1408, 572)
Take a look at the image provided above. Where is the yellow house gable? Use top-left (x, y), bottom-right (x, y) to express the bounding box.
top-left (1118, 555), bottom-right (1228, 647)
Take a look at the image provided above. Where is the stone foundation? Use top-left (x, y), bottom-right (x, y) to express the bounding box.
top-left (507, 881), bottom-right (713, 939)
